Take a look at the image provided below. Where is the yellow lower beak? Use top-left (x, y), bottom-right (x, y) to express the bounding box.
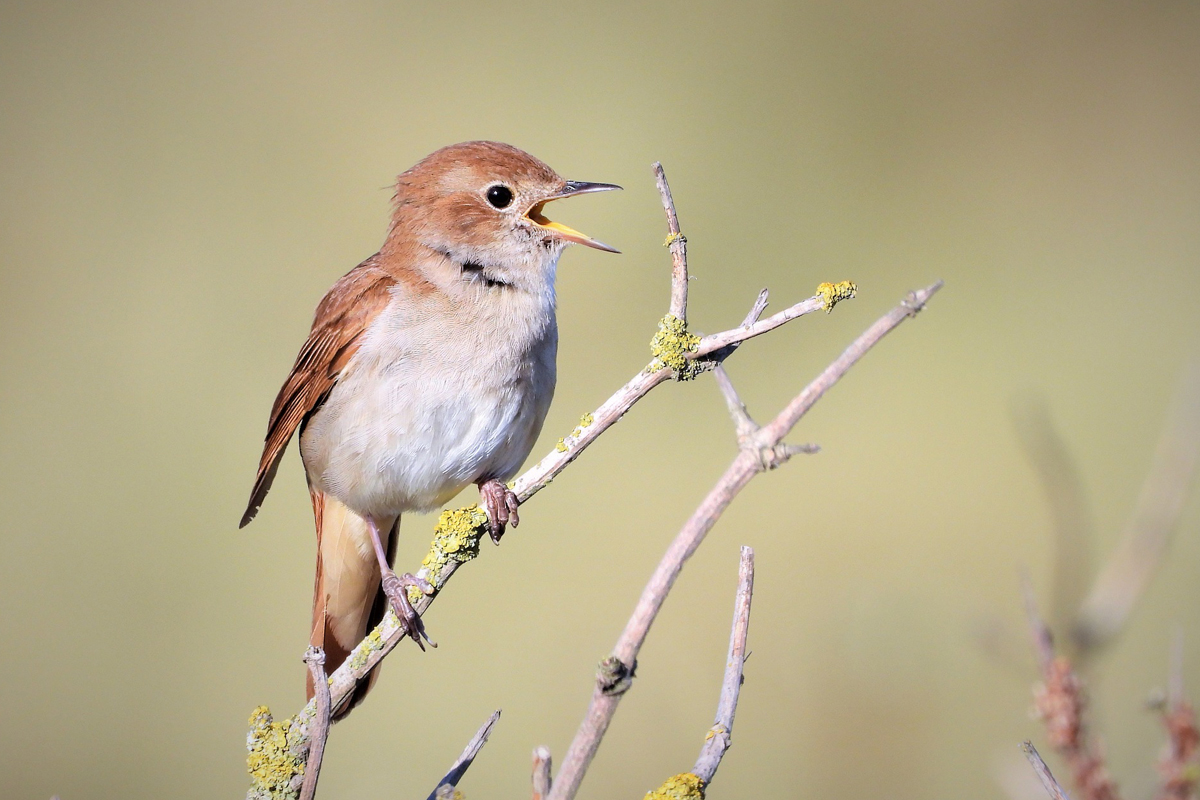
top-left (525, 181), bottom-right (622, 254)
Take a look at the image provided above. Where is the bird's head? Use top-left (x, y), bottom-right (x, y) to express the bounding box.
top-left (387, 141), bottom-right (620, 290)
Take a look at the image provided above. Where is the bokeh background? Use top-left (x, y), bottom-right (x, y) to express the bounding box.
top-left (3, 1), bottom-right (1199, 797)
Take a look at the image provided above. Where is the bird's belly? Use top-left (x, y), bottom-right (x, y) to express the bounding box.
top-left (301, 357), bottom-right (550, 518)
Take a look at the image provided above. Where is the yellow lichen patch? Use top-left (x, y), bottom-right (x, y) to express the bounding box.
top-left (246, 706), bottom-right (303, 799)
top-left (644, 773), bottom-right (706, 800)
top-left (663, 231), bottom-right (686, 247)
top-left (347, 626), bottom-right (384, 671)
top-left (704, 724), bottom-right (727, 741)
top-left (649, 314), bottom-right (701, 380)
top-left (816, 280), bottom-right (857, 313)
top-left (409, 504), bottom-right (489, 600)
top-left (557, 412), bottom-right (597, 453)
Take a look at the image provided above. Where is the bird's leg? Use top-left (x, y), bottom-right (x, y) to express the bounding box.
top-left (477, 478), bottom-right (520, 544)
top-left (364, 515), bottom-right (436, 649)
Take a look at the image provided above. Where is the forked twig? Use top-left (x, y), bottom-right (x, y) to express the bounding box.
top-left (547, 281), bottom-right (942, 800)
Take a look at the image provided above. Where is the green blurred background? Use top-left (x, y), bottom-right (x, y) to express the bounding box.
top-left (2, 1), bottom-right (1199, 797)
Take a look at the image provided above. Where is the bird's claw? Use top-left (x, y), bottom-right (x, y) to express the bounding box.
top-left (381, 571), bottom-right (437, 650)
top-left (478, 479), bottom-right (520, 544)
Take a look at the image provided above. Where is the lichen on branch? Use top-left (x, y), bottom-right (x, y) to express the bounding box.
top-left (649, 314), bottom-right (701, 380)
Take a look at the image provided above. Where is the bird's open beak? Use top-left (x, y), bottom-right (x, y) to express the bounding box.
top-left (525, 181), bottom-right (622, 253)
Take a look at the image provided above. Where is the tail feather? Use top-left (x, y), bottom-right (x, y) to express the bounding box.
top-left (307, 490), bottom-right (397, 719)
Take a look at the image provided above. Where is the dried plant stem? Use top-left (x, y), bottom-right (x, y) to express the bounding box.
top-left (692, 546), bottom-right (755, 784)
top-left (547, 281), bottom-right (942, 800)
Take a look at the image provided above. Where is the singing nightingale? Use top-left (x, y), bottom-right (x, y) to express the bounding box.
top-left (240, 141), bottom-right (619, 715)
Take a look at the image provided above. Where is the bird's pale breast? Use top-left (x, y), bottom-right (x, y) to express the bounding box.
top-left (299, 283), bottom-right (557, 519)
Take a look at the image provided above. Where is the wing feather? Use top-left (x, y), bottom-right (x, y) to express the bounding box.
top-left (239, 260), bottom-right (396, 527)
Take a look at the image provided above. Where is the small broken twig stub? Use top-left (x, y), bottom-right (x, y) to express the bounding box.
top-left (298, 648), bottom-right (330, 800)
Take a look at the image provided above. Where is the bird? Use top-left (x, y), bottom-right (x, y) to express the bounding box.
top-left (240, 141), bottom-right (620, 716)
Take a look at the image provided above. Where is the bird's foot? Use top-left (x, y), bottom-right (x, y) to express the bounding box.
top-left (477, 478), bottom-right (520, 544)
top-left (381, 570), bottom-right (437, 650)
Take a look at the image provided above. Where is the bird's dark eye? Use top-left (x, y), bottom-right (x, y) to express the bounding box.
top-left (486, 185), bottom-right (513, 209)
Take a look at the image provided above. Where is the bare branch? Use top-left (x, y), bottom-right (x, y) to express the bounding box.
top-left (1022, 741), bottom-right (1073, 800)
top-left (692, 546), bottom-right (755, 784)
top-left (532, 746), bottom-right (553, 800)
top-left (299, 648), bottom-right (330, 800)
top-left (694, 295), bottom-right (826, 358)
top-left (653, 162), bottom-right (689, 323)
top-left (426, 710), bottom-right (501, 800)
top-left (1158, 630), bottom-right (1200, 800)
top-left (713, 365), bottom-right (759, 440)
top-left (546, 281), bottom-right (943, 800)
top-left (1074, 362), bottom-right (1200, 651)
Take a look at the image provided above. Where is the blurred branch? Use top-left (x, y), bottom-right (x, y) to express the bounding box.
top-left (547, 281), bottom-right (942, 800)
top-left (426, 710), bottom-right (501, 800)
top-left (1022, 741), bottom-right (1073, 800)
top-left (1073, 363), bottom-right (1200, 652)
top-left (1013, 399), bottom-right (1095, 642)
top-left (1157, 630), bottom-right (1200, 800)
top-left (692, 546), bottom-right (755, 785)
top-left (1023, 581), bottom-right (1122, 800)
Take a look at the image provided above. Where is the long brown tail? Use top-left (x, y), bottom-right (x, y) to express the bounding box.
top-left (308, 490), bottom-right (397, 719)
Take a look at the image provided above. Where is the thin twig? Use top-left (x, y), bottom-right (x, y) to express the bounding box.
top-left (1022, 741), bottom-right (1073, 800)
top-left (713, 365), bottom-right (759, 440)
top-left (299, 647), bottom-right (329, 800)
top-left (653, 162), bottom-right (688, 323)
top-left (546, 281), bottom-right (943, 800)
top-left (692, 546), bottom-right (755, 784)
top-left (532, 746), bottom-right (553, 800)
top-left (426, 710), bottom-right (501, 800)
top-left (1074, 362), bottom-right (1200, 651)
